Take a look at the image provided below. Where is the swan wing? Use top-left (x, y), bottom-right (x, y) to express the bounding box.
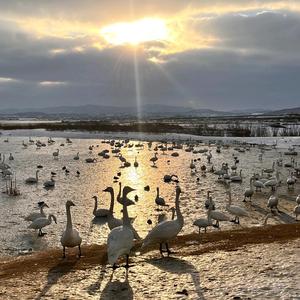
top-left (107, 226), bottom-right (134, 265)
top-left (28, 217), bottom-right (49, 229)
top-left (61, 228), bottom-right (82, 247)
top-left (142, 220), bottom-right (182, 247)
top-left (25, 212), bottom-right (43, 221)
top-left (227, 205), bottom-right (248, 217)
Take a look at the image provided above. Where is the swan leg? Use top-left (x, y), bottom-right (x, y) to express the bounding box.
top-left (166, 243), bottom-right (174, 256)
top-left (159, 243), bottom-right (164, 257)
top-left (78, 245), bottom-right (81, 258)
top-left (63, 246), bottom-right (66, 258)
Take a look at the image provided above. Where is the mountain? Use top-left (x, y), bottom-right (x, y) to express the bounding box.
top-left (0, 104), bottom-right (299, 119)
top-left (0, 104), bottom-right (228, 118)
top-left (264, 107), bottom-right (300, 115)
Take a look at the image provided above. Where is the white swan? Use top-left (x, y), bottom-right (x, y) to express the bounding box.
top-left (43, 177), bottom-right (55, 188)
top-left (243, 178), bottom-right (254, 201)
top-left (193, 211), bottom-right (212, 234)
top-left (25, 170), bottom-right (39, 184)
top-left (267, 193), bottom-right (279, 211)
top-left (104, 187), bottom-right (122, 230)
top-left (158, 207), bottom-right (176, 223)
top-left (230, 170), bottom-right (243, 182)
top-left (207, 197), bottom-right (230, 228)
top-left (73, 152), bottom-right (79, 160)
top-left (104, 186), bottom-right (139, 238)
top-left (150, 152), bottom-right (158, 166)
top-left (134, 157), bottom-right (139, 168)
top-left (287, 172), bottom-right (297, 189)
top-left (155, 187), bottom-right (168, 209)
top-left (61, 200), bottom-right (82, 258)
top-left (253, 179), bottom-right (265, 192)
top-left (226, 189), bottom-right (248, 224)
top-left (107, 186), bottom-right (135, 269)
top-left (28, 214), bottom-right (57, 236)
top-left (53, 149), bottom-right (59, 158)
top-left (92, 195), bottom-right (111, 217)
top-left (25, 202), bottom-right (49, 222)
top-left (142, 186), bottom-right (183, 257)
top-left (116, 182), bottom-right (135, 206)
top-left (264, 171), bottom-right (280, 191)
top-left (296, 194), bottom-right (300, 205)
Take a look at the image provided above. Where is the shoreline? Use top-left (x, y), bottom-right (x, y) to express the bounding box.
top-left (1, 128), bottom-right (300, 148)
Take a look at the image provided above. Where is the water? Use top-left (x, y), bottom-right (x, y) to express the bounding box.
top-left (0, 133), bottom-right (299, 257)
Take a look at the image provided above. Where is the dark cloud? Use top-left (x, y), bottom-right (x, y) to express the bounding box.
top-left (1, 3), bottom-right (300, 110)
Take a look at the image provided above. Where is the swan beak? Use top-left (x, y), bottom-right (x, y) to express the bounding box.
top-left (103, 188), bottom-right (109, 192)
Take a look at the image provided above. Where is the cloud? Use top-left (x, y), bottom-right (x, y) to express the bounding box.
top-left (1, 2), bottom-right (300, 110)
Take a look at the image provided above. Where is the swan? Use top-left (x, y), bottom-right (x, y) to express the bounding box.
top-left (264, 171), bottom-right (280, 191)
top-left (163, 174), bottom-right (178, 183)
top-left (107, 186), bottom-right (135, 269)
top-left (230, 170), bottom-right (243, 182)
top-left (25, 170), bottom-right (39, 184)
top-left (193, 210), bottom-right (212, 234)
top-left (296, 194), bottom-right (300, 205)
top-left (158, 207), bottom-right (176, 223)
top-left (92, 195), bottom-right (111, 217)
top-left (53, 149), bottom-right (59, 158)
top-left (294, 205), bottom-right (300, 220)
top-left (190, 159), bottom-right (196, 170)
top-left (226, 189), bottom-right (248, 224)
top-left (155, 187), bottom-right (168, 209)
top-left (116, 182), bottom-right (135, 206)
top-left (43, 177), bottom-right (55, 188)
top-left (287, 172), bottom-right (297, 189)
top-left (142, 186), bottom-right (183, 257)
top-left (150, 152), bottom-right (158, 166)
top-left (61, 200), bottom-right (82, 258)
top-left (243, 178), bottom-right (254, 201)
top-left (267, 193), bottom-right (279, 212)
top-left (204, 191), bottom-right (215, 210)
top-left (73, 152), bottom-right (79, 160)
top-left (28, 214), bottom-right (57, 236)
top-left (104, 186), bottom-right (140, 239)
top-left (24, 202), bottom-right (49, 221)
top-left (104, 186), bottom-right (122, 229)
top-left (207, 197), bottom-right (230, 228)
top-left (8, 153), bottom-right (14, 161)
top-left (85, 158), bottom-right (96, 163)
top-left (134, 157), bottom-right (139, 168)
top-left (253, 179), bottom-right (265, 192)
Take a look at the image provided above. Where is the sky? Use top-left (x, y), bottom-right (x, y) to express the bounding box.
top-left (1, 0), bottom-right (300, 111)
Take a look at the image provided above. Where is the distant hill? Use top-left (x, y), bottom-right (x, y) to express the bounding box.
top-left (264, 107), bottom-right (300, 115)
top-left (0, 104), bottom-right (299, 119)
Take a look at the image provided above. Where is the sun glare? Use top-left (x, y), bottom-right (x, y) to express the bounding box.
top-left (100, 18), bottom-right (168, 45)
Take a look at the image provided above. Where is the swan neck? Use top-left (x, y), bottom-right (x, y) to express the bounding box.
top-left (228, 192), bottom-right (232, 206)
top-left (122, 199), bottom-right (130, 226)
top-left (93, 197), bottom-right (97, 214)
top-left (66, 206), bottom-right (73, 229)
top-left (171, 209), bottom-right (175, 220)
top-left (175, 191), bottom-right (183, 225)
top-left (109, 189), bottom-right (115, 213)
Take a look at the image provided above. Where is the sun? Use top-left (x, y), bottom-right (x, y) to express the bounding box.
top-left (100, 18), bottom-right (169, 45)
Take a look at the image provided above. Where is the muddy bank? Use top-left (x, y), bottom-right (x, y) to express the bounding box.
top-left (1, 223), bottom-right (299, 280)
